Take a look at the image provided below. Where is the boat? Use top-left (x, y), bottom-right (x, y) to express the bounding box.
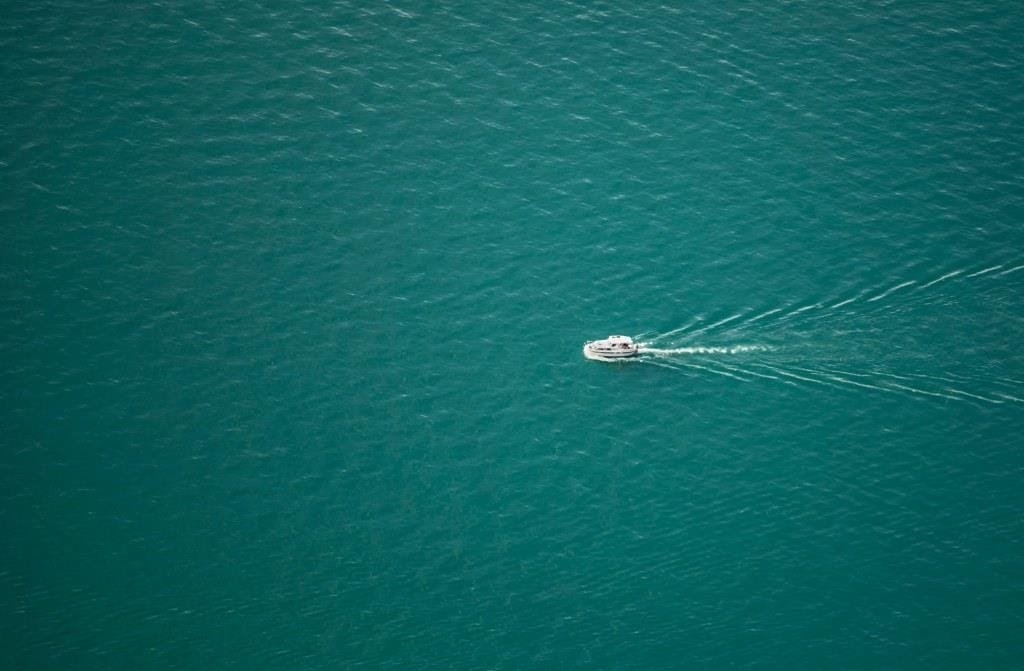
top-left (583, 335), bottom-right (640, 359)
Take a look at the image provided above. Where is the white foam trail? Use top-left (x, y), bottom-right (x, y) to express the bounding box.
top-left (751, 364), bottom-right (833, 387)
top-left (728, 362), bottom-right (1006, 404)
top-left (759, 364), bottom-right (904, 396)
top-left (675, 360), bottom-right (751, 382)
top-left (966, 264), bottom-right (1003, 278)
top-left (784, 365), bottom-right (898, 394)
top-left (814, 365), bottom-right (962, 396)
top-left (998, 263), bottom-right (1024, 276)
top-left (828, 288), bottom-right (876, 310)
top-left (885, 369), bottom-right (998, 389)
top-left (713, 361), bottom-right (795, 384)
top-left (943, 389), bottom-right (1003, 404)
top-left (866, 280), bottom-right (917, 302)
top-left (745, 307), bottom-right (783, 324)
top-left (918, 269), bottom-right (964, 289)
top-left (815, 365), bottom-right (925, 385)
top-left (640, 344), bottom-right (768, 356)
top-left (821, 374), bottom-right (896, 394)
top-left (879, 369), bottom-right (960, 384)
top-left (647, 318), bottom-right (702, 344)
top-left (765, 364), bottom-right (954, 401)
top-left (774, 303), bottom-right (823, 323)
top-left (817, 365), bottom-right (1010, 397)
top-left (993, 376), bottom-right (1024, 388)
top-left (642, 359), bottom-right (694, 374)
top-left (881, 382), bottom-right (962, 402)
top-left (684, 312), bottom-right (745, 338)
top-left (829, 295), bottom-right (861, 309)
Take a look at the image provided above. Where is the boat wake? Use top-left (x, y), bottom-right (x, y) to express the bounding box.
top-left (639, 344), bottom-right (769, 356)
top-left (632, 344), bottom-right (1024, 405)
top-left (606, 255), bottom-right (1024, 404)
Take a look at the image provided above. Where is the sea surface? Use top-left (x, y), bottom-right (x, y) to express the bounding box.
top-left (4, 1), bottom-right (1024, 668)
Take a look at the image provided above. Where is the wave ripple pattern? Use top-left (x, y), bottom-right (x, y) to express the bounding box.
top-left (3, 1), bottom-right (1024, 669)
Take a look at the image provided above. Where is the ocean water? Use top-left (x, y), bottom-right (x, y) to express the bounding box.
top-left (4, 1), bottom-right (1024, 668)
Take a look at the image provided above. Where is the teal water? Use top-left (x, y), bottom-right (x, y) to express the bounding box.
top-left (4, 1), bottom-right (1024, 668)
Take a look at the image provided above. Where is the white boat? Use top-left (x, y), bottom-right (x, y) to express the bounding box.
top-left (583, 335), bottom-right (640, 359)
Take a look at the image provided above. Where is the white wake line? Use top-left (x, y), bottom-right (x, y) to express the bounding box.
top-left (643, 260), bottom-right (1023, 346)
top-left (812, 365), bottom-right (1016, 401)
top-left (918, 269), bottom-right (964, 289)
top-left (781, 364), bottom-right (905, 394)
top-left (829, 290), bottom-right (869, 309)
top-left (648, 359), bottom-right (1010, 405)
top-left (645, 318), bottom-right (702, 344)
top-left (639, 344), bottom-right (770, 355)
top-left (711, 361), bottom-right (796, 385)
top-left (785, 364), bottom-right (971, 400)
top-left (643, 359), bottom-right (694, 374)
top-left (661, 359), bottom-right (752, 382)
top-left (866, 280), bottom-right (917, 302)
top-left (773, 364), bottom-right (1005, 404)
top-left (748, 363), bottom-right (835, 387)
top-left (763, 304), bottom-right (820, 328)
top-left (744, 307), bottom-right (783, 324)
top-left (882, 382), bottom-right (967, 402)
top-left (966, 264), bottom-right (1003, 278)
top-left (993, 376), bottom-right (1024, 388)
top-left (682, 312), bottom-right (746, 338)
top-left (760, 364), bottom-right (969, 401)
top-left (817, 364), bottom-right (1021, 391)
top-left (943, 388), bottom-right (1005, 404)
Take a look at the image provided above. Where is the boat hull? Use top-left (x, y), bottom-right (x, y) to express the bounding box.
top-left (583, 342), bottom-right (640, 360)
